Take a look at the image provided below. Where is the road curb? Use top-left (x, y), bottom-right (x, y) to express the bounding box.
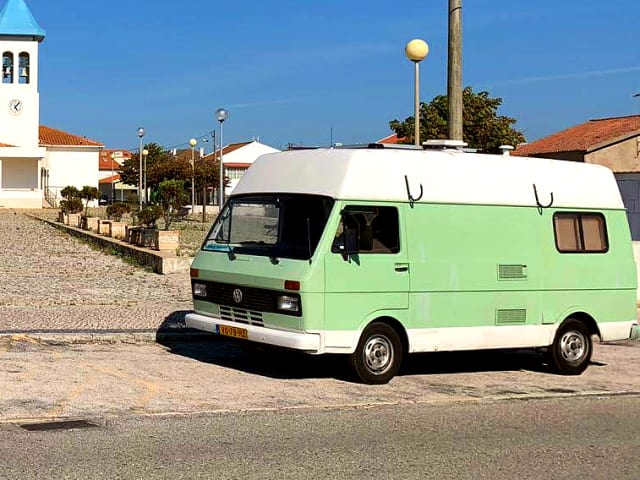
top-left (0, 330), bottom-right (216, 346)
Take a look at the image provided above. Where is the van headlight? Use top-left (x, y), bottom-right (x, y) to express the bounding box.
top-left (277, 295), bottom-right (300, 313)
top-left (193, 283), bottom-right (207, 297)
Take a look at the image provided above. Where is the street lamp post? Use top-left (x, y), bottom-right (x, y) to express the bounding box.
top-left (215, 108), bottom-right (228, 208)
top-left (137, 127), bottom-right (145, 209)
top-left (405, 39), bottom-right (429, 146)
top-left (189, 138), bottom-right (197, 215)
top-left (110, 153), bottom-right (115, 204)
top-left (142, 148), bottom-right (149, 204)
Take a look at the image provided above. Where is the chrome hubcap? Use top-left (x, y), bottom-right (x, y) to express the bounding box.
top-left (363, 335), bottom-right (393, 375)
top-left (560, 330), bottom-right (587, 363)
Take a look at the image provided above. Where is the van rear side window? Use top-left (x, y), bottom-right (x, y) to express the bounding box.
top-left (554, 212), bottom-right (608, 253)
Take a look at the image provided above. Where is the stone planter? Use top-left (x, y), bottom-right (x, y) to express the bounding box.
top-left (154, 230), bottom-right (180, 251)
top-left (81, 216), bottom-right (99, 232)
top-left (65, 213), bottom-right (81, 227)
top-left (98, 220), bottom-right (112, 235)
top-left (125, 226), bottom-right (142, 244)
top-left (109, 222), bottom-right (127, 240)
top-left (138, 228), bottom-right (156, 248)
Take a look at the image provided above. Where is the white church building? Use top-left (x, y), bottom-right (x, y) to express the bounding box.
top-left (0, 0), bottom-right (102, 209)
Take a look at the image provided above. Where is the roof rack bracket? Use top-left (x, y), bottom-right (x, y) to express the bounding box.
top-left (533, 183), bottom-right (554, 215)
top-left (405, 175), bottom-right (423, 208)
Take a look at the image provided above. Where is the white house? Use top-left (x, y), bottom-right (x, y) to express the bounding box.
top-left (204, 140), bottom-right (280, 198)
top-left (0, 0), bottom-right (103, 209)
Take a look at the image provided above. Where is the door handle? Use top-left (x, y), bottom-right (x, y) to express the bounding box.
top-left (395, 263), bottom-right (409, 273)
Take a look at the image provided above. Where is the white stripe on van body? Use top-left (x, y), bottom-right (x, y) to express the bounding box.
top-left (321, 326), bottom-right (554, 354)
top-left (322, 320), bottom-right (636, 354)
top-left (599, 320), bottom-right (638, 342)
top-left (235, 149), bottom-right (624, 210)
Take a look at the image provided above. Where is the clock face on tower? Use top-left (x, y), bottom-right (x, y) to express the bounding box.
top-left (8, 99), bottom-right (23, 115)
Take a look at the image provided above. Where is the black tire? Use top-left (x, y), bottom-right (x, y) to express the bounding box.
top-left (349, 322), bottom-right (403, 384)
top-left (548, 319), bottom-right (592, 375)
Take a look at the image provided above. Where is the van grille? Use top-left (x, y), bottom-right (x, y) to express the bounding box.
top-left (192, 280), bottom-right (301, 317)
top-left (194, 280), bottom-right (277, 313)
top-left (219, 306), bottom-right (264, 326)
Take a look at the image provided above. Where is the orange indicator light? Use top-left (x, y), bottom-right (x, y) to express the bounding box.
top-left (284, 280), bottom-right (300, 291)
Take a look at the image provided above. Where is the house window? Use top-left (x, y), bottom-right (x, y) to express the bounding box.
top-left (554, 212), bottom-right (608, 253)
top-left (332, 205), bottom-right (400, 254)
top-left (226, 167), bottom-right (245, 180)
top-left (2, 52), bottom-right (13, 84)
top-left (18, 52), bottom-right (29, 84)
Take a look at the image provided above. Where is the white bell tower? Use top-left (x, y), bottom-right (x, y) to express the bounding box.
top-left (0, 0), bottom-right (44, 148)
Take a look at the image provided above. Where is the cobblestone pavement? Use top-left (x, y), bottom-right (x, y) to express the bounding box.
top-left (0, 211), bottom-right (193, 333)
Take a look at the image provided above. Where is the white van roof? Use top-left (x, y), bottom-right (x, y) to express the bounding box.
top-left (232, 147), bottom-right (624, 210)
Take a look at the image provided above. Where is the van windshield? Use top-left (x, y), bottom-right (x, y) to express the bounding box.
top-left (202, 194), bottom-right (335, 260)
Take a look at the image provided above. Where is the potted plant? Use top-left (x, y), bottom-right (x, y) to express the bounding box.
top-left (106, 202), bottom-right (131, 239)
top-left (153, 179), bottom-right (187, 251)
top-left (135, 204), bottom-right (162, 248)
top-left (58, 186), bottom-right (83, 226)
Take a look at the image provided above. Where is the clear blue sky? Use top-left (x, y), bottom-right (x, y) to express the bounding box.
top-left (25, 0), bottom-right (640, 151)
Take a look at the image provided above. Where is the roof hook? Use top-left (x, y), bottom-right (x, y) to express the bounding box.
top-left (405, 175), bottom-right (423, 208)
top-left (533, 183), bottom-right (554, 215)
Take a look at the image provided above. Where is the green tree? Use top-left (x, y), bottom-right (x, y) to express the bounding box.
top-left (156, 179), bottom-right (189, 230)
top-left (389, 86), bottom-right (525, 152)
top-left (80, 186), bottom-right (101, 215)
top-left (59, 186), bottom-right (83, 214)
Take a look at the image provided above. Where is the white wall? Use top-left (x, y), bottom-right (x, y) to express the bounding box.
top-left (0, 39), bottom-right (41, 148)
top-left (45, 146), bottom-right (101, 196)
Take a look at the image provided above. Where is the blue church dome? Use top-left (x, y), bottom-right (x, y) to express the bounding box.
top-left (0, 0), bottom-right (45, 41)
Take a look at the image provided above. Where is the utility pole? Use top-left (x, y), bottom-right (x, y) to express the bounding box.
top-left (448, 0), bottom-right (463, 141)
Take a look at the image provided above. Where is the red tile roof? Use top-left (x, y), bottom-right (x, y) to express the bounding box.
top-left (515, 115), bottom-right (640, 156)
top-left (99, 150), bottom-right (125, 171)
top-left (39, 125), bottom-right (103, 147)
top-left (99, 174), bottom-right (120, 184)
top-left (377, 133), bottom-right (407, 144)
top-left (202, 141), bottom-right (252, 161)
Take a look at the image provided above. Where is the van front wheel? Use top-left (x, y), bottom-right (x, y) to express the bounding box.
top-left (350, 322), bottom-right (403, 384)
top-left (548, 319), bottom-right (592, 375)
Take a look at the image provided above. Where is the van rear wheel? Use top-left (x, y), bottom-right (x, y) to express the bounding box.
top-left (349, 322), bottom-right (403, 384)
top-left (548, 319), bottom-right (592, 375)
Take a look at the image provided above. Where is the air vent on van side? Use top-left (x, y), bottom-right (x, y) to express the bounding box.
top-left (498, 264), bottom-right (527, 280)
top-left (496, 309), bottom-right (527, 325)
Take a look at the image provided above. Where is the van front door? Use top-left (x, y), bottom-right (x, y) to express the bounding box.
top-left (323, 205), bottom-right (409, 339)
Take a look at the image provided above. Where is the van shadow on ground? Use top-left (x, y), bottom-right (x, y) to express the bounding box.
top-left (154, 312), bottom-right (593, 382)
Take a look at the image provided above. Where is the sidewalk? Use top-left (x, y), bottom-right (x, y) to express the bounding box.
top-left (0, 211), bottom-right (193, 341)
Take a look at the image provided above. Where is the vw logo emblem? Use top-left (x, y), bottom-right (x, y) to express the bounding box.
top-left (232, 289), bottom-right (243, 304)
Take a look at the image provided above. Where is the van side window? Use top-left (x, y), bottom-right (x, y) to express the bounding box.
top-left (554, 212), bottom-right (608, 253)
top-left (332, 206), bottom-right (400, 254)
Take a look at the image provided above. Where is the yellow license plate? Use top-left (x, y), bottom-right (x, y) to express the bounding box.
top-left (217, 325), bottom-right (248, 340)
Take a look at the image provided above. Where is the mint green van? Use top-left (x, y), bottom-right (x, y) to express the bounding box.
top-left (186, 144), bottom-right (638, 384)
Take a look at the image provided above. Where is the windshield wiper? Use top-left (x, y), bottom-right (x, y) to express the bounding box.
top-left (238, 241), bottom-right (279, 264)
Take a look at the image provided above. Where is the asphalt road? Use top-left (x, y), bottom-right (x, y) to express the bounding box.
top-left (0, 395), bottom-right (638, 479)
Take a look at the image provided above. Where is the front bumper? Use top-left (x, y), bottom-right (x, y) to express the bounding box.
top-left (185, 312), bottom-right (321, 352)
